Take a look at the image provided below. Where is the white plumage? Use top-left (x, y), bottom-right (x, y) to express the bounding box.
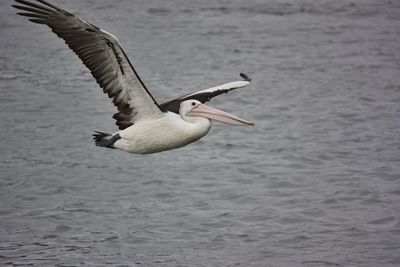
top-left (115, 111), bottom-right (211, 154)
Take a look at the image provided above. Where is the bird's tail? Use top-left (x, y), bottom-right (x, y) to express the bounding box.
top-left (93, 131), bottom-right (121, 148)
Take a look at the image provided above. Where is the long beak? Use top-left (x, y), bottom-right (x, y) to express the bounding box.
top-left (187, 103), bottom-right (255, 126)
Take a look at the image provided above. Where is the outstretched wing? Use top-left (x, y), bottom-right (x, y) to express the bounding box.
top-left (13, 0), bottom-right (163, 130)
top-left (160, 73), bottom-right (251, 114)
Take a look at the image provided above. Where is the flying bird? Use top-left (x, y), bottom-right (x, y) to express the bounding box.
top-left (13, 0), bottom-right (255, 154)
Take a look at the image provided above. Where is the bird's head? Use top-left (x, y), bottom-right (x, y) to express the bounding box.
top-left (179, 100), bottom-right (255, 126)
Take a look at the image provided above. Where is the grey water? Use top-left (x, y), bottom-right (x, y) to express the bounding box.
top-left (1, 0), bottom-right (400, 266)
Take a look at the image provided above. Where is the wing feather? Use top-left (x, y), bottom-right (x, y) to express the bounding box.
top-left (160, 74), bottom-right (251, 114)
top-left (13, 0), bottom-right (163, 130)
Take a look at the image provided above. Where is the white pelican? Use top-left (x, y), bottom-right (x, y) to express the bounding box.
top-left (13, 0), bottom-right (255, 154)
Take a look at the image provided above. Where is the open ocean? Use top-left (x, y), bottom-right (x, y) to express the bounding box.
top-left (1, 0), bottom-right (400, 266)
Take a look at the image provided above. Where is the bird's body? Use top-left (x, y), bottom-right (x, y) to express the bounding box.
top-left (13, 0), bottom-right (254, 154)
top-left (113, 112), bottom-right (211, 154)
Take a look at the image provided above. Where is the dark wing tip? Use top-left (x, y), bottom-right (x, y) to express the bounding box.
top-left (240, 73), bottom-right (252, 82)
top-left (13, 0), bottom-right (73, 17)
top-left (28, 18), bottom-right (46, 24)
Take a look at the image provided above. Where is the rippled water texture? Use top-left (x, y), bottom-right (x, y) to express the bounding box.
top-left (1, 0), bottom-right (400, 266)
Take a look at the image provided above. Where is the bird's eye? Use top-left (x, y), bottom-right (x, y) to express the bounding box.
top-left (191, 102), bottom-right (196, 106)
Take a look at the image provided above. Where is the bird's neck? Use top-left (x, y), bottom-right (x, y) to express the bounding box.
top-left (182, 116), bottom-right (211, 137)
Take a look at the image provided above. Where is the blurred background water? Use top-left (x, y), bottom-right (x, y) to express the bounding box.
top-left (1, 0), bottom-right (400, 266)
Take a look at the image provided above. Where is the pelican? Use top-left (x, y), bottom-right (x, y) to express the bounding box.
top-left (13, 0), bottom-right (255, 154)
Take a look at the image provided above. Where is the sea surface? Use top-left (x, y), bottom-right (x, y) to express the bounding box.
top-left (1, 0), bottom-right (400, 266)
